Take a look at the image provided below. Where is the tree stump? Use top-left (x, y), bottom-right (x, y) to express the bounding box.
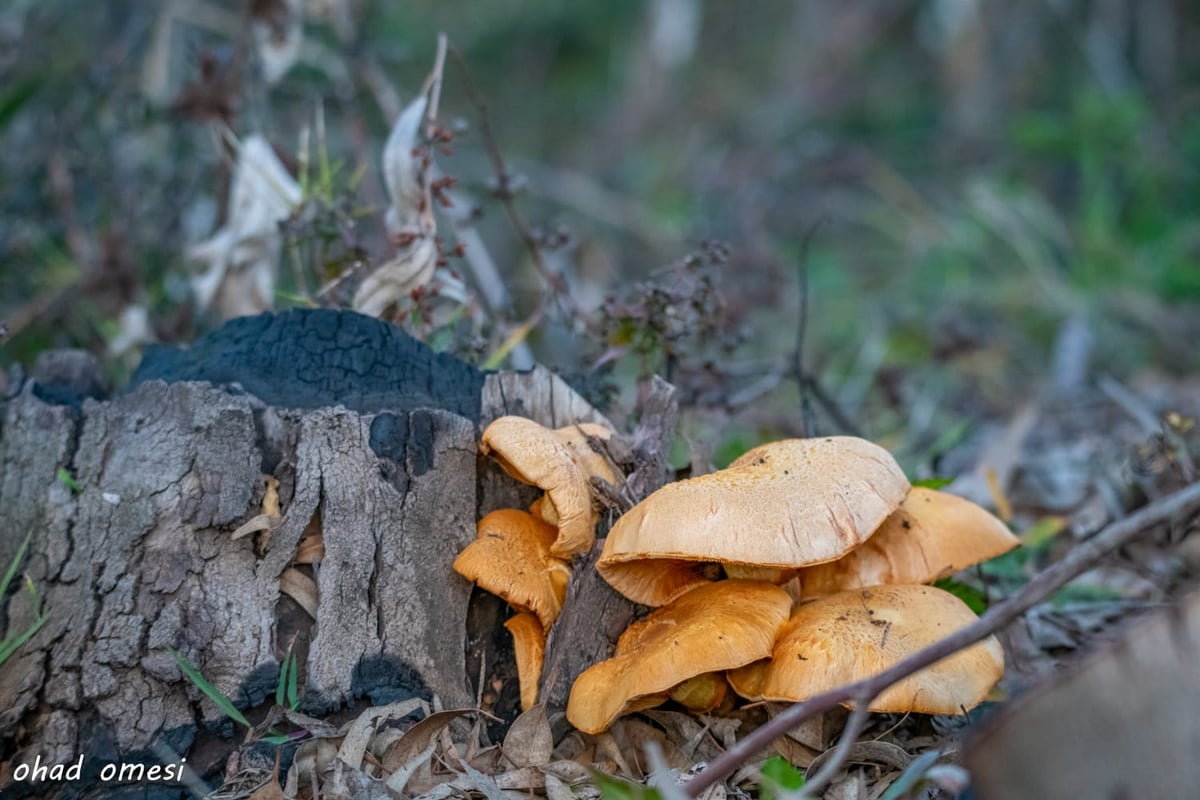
top-left (0, 309), bottom-right (669, 798)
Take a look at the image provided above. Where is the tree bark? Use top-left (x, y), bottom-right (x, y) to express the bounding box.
top-left (0, 309), bottom-right (656, 798)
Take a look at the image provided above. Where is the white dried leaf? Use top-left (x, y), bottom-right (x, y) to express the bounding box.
top-left (382, 94), bottom-right (432, 237)
top-left (188, 134), bottom-right (300, 319)
top-left (337, 698), bottom-right (427, 769)
top-left (253, 0), bottom-right (303, 83)
top-left (352, 236), bottom-right (438, 317)
top-left (108, 303), bottom-right (154, 356)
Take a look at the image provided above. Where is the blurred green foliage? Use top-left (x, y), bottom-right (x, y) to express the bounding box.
top-left (0, 1), bottom-right (1196, 459)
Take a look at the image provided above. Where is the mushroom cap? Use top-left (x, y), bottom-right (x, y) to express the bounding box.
top-left (453, 509), bottom-right (571, 629)
top-left (480, 416), bottom-right (599, 557)
top-left (796, 487), bottom-right (1020, 597)
top-left (504, 612), bottom-right (546, 712)
top-left (566, 579), bottom-right (792, 734)
top-left (598, 437), bottom-right (911, 605)
top-left (727, 585), bottom-right (1004, 715)
top-left (553, 423), bottom-right (621, 486)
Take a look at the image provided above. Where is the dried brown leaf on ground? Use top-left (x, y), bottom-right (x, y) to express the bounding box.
top-left (381, 708), bottom-right (476, 793)
top-left (278, 567), bottom-right (318, 619)
top-left (502, 704), bottom-right (554, 768)
top-left (338, 698), bottom-right (427, 769)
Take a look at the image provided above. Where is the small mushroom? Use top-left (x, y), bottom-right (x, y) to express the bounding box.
top-left (598, 437), bottom-right (911, 605)
top-left (566, 580), bottom-right (792, 734)
top-left (504, 612), bottom-right (546, 712)
top-left (480, 416), bottom-right (611, 557)
top-left (795, 487), bottom-right (1020, 597)
top-left (727, 585), bottom-right (1004, 714)
top-left (452, 509), bottom-right (571, 629)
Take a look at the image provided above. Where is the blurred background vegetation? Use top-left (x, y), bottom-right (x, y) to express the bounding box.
top-left (1, 0), bottom-right (1197, 471)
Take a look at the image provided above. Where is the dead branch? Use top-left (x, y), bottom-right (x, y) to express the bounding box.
top-left (798, 701), bottom-right (871, 798)
top-left (791, 221), bottom-right (818, 438)
top-left (684, 479), bottom-right (1200, 797)
top-left (447, 44), bottom-right (583, 320)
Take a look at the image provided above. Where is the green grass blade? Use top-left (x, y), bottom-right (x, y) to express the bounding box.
top-left (1, 531), bottom-right (34, 597)
top-left (285, 652), bottom-right (299, 710)
top-left (0, 614), bottom-right (47, 665)
top-left (275, 652), bottom-right (290, 708)
top-left (166, 645), bottom-right (252, 728)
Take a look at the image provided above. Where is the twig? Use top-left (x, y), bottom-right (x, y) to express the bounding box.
top-left (798, 698), bottom-right (872, 797)
top-left (684, 479), bottom-right (1200, 797)
top-left (423, 34), bottom-right (448, 122)
top-left (791, 222), bottom-right (819, 437)
top-left (447, 44), bottom-right (582, 319)
top-left (783, 221), bottom-right (861, 438)
top-left (803, 375), bottom-right (864, 439)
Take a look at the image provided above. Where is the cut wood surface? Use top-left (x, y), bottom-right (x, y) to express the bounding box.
top-left (0, 309), bottom-right (650, 796)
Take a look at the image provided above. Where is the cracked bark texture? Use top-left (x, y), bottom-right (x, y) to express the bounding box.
top-left (0, 309), bottom-right (643, 800)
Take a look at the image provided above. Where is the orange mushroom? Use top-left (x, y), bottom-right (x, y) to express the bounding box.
top-left (566, 580), bottom-right (792, 734)
top-left (728, 584), bottom-right (1004, 715)
top-left (795, 487), bottom-right (1020, 597)
top-left (453, 509), bottom-right (570, 629)
top-left (480, 416), bottom-right (616, 557)
top-left (598, 437), bottom-right (911, 605)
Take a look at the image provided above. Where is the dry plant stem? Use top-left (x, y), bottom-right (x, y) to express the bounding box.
top-left (424, 34), bottom-right (448, 121)
top-left (798, 699), bottom-right (872, 798)
top-left (785, 221), bottom-right (861, 438)
top-left (791, 223), bottom-right (818, 438)
top-left (684, 480), bottom-right (1200, 798)
top-left (448, 45), bottom-right (583, 319)
top-left (417, 35), bottom-right (449, 237)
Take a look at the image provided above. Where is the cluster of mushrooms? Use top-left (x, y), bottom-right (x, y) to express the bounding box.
top-left (454, 418), bottom-right (1020, 735)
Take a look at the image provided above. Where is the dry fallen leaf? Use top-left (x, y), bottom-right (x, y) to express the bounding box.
top-left (295, 531), bottom-right (325, 565)
top-left (353, 237), bottom-right (439, 318)
top-left (262, 475), bottom-right (281, 516)
top-left (232, 513), bottom-right (280, 540)
top-left (968, 587), bottom-right (1200, 800)
top-left (288, 737), bottom-right (338, 795)
top-left (381, 708), bottom-right (476, 793)
top-left (338, 698), bottom-right (427, 769)
top-left (502, 704), bottom-right (554, 768)
top-left (247, 754), bottom-right (286, 800)
top-left (279, 567), bottom-right (318, 619)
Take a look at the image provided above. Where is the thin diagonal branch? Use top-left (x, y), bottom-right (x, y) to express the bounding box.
top-left (447, 44), bottom-right (582, 320)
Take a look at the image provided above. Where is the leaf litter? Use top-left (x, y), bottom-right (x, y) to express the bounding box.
top-left (207, 377), bottom-right (1199, 799)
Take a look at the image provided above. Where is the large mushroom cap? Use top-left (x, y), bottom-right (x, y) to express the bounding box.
top-left (598, 437), bottom-right (910, 605)
top-left (480, 416), bottom-right (603, 557)
top-left (728, 584), bottom-right (1004, 715)
top-left (452, 509), bottom-right (570, 629)
top-left (796, 487), bottom-right (1020, 597)
top-left (566, 580), bottom-right (792, 734)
